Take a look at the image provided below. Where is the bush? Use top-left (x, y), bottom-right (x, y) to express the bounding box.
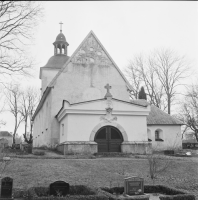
top-left (13, 189), bottom-right (28, 198)
top-left (37, 145), bottom-right (48, 150)
top-left (100, 187), bottom-right (149, 200)
top-left (144, 185), bottom-right (185, 195)
top-left (164, 150), bottom-right (174, 155)
top-left (33, 151), bottom-right (45, 156)
top-left (28, 186), bottom-right (108, 200)
top-left (159, 194), bottom-right (195, 200)
top-left (100, 185), bottom-right (195, 200)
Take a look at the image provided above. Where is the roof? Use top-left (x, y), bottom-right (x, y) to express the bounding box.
top-left (56, 32), bottom-right (66, 42)
top-left (0, 131), bottom-right (12, 137)
top-left (130, 99), bottom-right (149, 107)
top-left (42, 54), bottom-right (70, 69)
top-left (56, 98), bottom-right (148, 118)
top-left (147, 105), bottom-right (183, 125)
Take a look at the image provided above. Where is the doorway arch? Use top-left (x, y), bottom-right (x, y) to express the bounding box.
top-left (94, 126), bottom-right (123, 152)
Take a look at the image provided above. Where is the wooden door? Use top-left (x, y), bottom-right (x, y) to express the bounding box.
top-left (95, 126), bottom-right (123, 152)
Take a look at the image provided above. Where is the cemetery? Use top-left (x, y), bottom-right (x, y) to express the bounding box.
top-left (0, 176), bottom-right (195, 200)
top-left (0, 149), bottom-right (196, 200)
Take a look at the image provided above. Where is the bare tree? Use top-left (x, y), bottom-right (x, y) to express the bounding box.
top-left (0, 92), bottom-right (6, 127)
top-left (125, 49), bottom-right (190, 114)
top-left (124, 58), bottom-right (142, 99)
top-left (125, 55), bottom-right (167, 110)
top-left (147, 152), bottom-right (172, 185)
top-left (4, 84), bottom-right (24, 144)
top-left (151, 49), bottom-right (190, 114)
top-left (180, 84), bottom-right (198, 141)
top-left (0, 1), bottom-right (43, 77)
top-left (20, 87), bottom-right (39, 144)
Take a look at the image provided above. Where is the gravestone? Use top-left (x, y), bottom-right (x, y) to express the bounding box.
top-left (1, 177), bottom-right (13, 198)
top-left (124, 176), bottom-right (144, 195)
top-left (49, 181), bottom-right (69, 196)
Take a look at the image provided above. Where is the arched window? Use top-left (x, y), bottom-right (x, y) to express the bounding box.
top-left (155, 129), bottom-right (163, 141)
top-left (147, 129), bottom-right (152, 142)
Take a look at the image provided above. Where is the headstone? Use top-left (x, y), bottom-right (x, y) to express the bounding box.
top-left (186, 152), bottom-right (192, 156)
top-left (49, 181), bottom-right (69, 196)
top-left (124, 176), bottom-right (144, 195)
top-left (1, 177), bottom-right (13, 198)
top-left (3, 157), bottom-right (10, 161)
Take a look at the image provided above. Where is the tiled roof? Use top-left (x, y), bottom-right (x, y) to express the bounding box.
top-left (42, 54), bottom-right (70, 69)
top-left (130, 99), bottom-right (149, 107)
top-left (0, 131), bottom-right (12, 137)
top-left (147, 105), bottom-right (183, 125)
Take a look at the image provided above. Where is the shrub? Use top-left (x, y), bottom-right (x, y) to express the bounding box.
top-left (37, 145), bottom-right (48, 150)
top-left (159, 194), bottom-right (195, 200)
top-left (164, 150), bottom-right (174, 155)
top-left (100, 185), bottom-right (195, 200)
top-left (28, 186), bottom-right (108, 200)
top-left (33, 151), bottom-right (45, 156)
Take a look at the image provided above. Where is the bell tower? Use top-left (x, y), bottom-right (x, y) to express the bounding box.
top-left (53, 22), bottom-right (69, 55)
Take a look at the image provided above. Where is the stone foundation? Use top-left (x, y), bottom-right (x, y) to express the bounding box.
top-left (121, 142), bottom-right (152, 154)
top-left (56, 141), bottom-right (97, 155)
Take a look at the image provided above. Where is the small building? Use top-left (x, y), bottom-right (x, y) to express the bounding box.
top-left (0, 131), bottom-right (13, 147)
top-left (147, 105), bottom-right (183, 150)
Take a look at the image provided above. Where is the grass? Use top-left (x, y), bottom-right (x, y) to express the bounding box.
top-left (1, 156), bottom-right (197, 199)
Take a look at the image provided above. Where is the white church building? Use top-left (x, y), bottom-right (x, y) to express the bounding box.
top-left (32, 28), bottom-right (183, 154)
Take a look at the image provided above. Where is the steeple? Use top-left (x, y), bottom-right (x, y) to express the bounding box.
top-left (53, 22), bottom-right (69, 55)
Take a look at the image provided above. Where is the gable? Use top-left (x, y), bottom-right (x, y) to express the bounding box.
top-left (56, 98), bottom-right (150, 122)
top-left (48, 31), bottom-right (131, 90)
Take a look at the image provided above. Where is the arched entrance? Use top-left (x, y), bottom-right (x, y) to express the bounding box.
top-left (94, 126), bottom-right (123, 152)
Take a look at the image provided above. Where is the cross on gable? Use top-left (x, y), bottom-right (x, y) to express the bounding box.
top-left (104, 83), bottom-right (112, 98)
top-left (105, 84), bottom-right (111, 93)
top-left (59, 22), bottom-right (63, 32)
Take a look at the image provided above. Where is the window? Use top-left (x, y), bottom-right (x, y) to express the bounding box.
top-left (155, 129), bottom-right (163, 141)
top-left (62, 124), bottom-right (64, 136)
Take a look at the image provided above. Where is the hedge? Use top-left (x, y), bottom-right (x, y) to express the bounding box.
top-left (159, 194), bottom-right (195, 200)
top-left (100, 185), bottom-right (195, 200)
top-left (100, 187), bottom-right (149, 200)
top-left (28, 185), bottom-right (108, 200)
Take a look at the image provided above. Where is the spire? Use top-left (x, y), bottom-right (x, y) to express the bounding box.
top-left (59, 21), bottom-right (63, 33)
top-left (53, 22), bottom-right (69, 55)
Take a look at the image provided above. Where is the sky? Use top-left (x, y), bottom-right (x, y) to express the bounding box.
top-left (2, 1), bottom-right (198, 135)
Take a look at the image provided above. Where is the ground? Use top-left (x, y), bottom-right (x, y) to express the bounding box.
top-left (1, 149), bottom-right (198, 199)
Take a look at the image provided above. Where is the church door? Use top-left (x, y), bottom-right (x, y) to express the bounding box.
top-left (94, 126), bottom-right (123, 152)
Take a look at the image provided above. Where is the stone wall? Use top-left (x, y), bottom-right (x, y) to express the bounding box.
top-left (121, 142), bottom-right (152, 154)
top-left (56, 141), bottom-right (98, 155)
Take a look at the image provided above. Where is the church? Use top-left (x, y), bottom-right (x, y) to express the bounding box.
top-left (32, 27), bottom-right (183, 154)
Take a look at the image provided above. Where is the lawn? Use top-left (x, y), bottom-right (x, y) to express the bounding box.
top-left (1, 155), bottom-right (198, 199)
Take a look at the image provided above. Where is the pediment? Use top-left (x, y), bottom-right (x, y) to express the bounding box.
top-left (56, 98), bottom-right (150, 122)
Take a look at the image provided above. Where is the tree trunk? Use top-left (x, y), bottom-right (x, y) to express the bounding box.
top-left (24, 117), bottom-right (28, 136)
top-left (168, 96), bottom-right (171, 114)
top-left (195, 130), bottom-right (198, 142)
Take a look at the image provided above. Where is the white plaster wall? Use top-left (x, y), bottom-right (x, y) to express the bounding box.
top-left (50, 60), bottom-right (131, 145)
top-left (41, 69), bottom-right (60, 94)
top-left (59, 114), bottom-right (148, 143)
top-left (147, 125), bottom-right (182, 150)
top-left (37, 34), bottom-right (133, 146)
top-left (33, 91), bottom-right (52, 147)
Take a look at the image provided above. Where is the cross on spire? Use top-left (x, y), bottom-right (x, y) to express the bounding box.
top-left (104, 84), bottom-right (112, 98)
top-left (59, 21), bottom-right (63, 32)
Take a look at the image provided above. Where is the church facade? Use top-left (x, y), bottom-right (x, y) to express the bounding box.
top-left (32, 29), bottom-right (183, 154)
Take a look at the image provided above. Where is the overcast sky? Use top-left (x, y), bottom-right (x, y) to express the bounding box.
top-left (2, 1), bottom-right (198, 135)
